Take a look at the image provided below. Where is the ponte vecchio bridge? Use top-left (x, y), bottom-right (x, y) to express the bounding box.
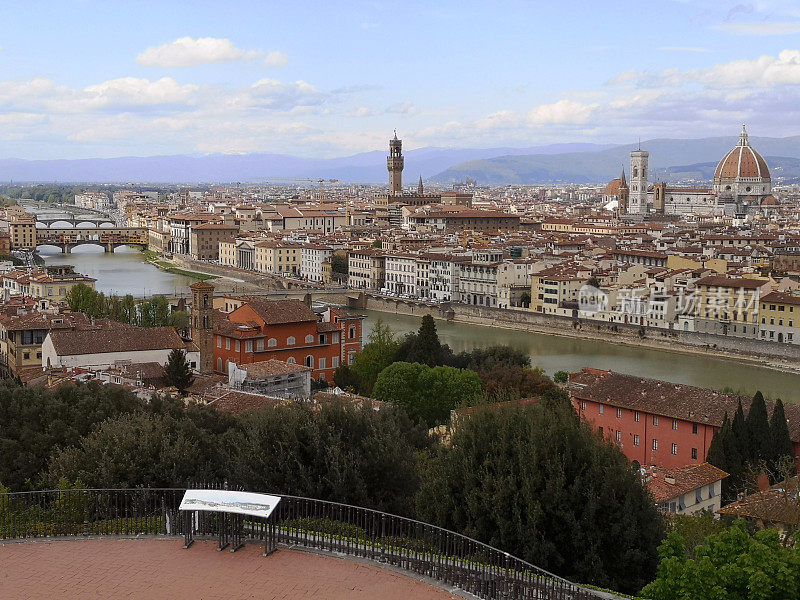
top-left (35, 227), bottom-right (149, 253)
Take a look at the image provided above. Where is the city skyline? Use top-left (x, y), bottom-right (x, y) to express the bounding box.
top-left (2, 0), bottom-right (800, 159)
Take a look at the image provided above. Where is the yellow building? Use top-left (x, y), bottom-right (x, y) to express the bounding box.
top-left (759, 291), bottom-right (800, 344)
top-left (530, 266), bottom-right (591, 314)
top-left (254, 241), bottom-right (301, 275)
top-left (8, 214), bottom-right (37, 250)
top-left (692, 275), bottom-right (769, 338)
top-left (27, 270), bottom-right (96, 299)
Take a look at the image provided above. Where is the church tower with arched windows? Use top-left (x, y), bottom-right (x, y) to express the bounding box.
top-left (628, 148), bottom-right (649, 214)
top-left (190, 280), bottom-right (215, 374)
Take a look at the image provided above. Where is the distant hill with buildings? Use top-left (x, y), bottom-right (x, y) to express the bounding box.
top-left (432, 135), bottom-right (800, 185)
top-left (0, 143), bottom-right (611, 184)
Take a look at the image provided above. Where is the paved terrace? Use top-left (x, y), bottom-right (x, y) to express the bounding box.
top-left (0, 538), bottom-right (465, 599)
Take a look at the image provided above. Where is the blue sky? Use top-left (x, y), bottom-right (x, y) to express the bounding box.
top-left (2, 0), bottom-right (800, 158)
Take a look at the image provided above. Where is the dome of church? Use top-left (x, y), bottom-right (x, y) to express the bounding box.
top-left (603, 178), bottom-right (622, 196)
top-left (761, 195), bottom-right (778, 206)
top-left (714, 124), bottom-right (770, 181)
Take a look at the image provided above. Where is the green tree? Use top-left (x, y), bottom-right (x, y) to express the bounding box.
top-left (416, 401), bottom-right (664, 593)
top-left (769, 399), bottom-right (794, 471)
top-left (372, 362), bottom-right (482, 425)
top-left (65, 283), bottom-right (97, 314)
top-left (349, 319), bottom-right (399, 394)
top-left (477, 365), bottom-right (554, 400)
top-left (332, 364), bottom-right (360, 391)
top-left (221, 400), bottom-right (430, 515)
top-left (330, 253), bottom-right (348, 275)
top-left (450, 345), bottom-right (531, 370)
top-left (396, 314), bottom-right (442, 367)
top-left (46, 409), bottom-right (227, 489)
top-left (746, 391), bottom-right (771, 463)
top-left (553, 370), bottom-right (569, 384)
top-left (164, 348), bottom-right (195, 394)
top-left (0, 379), bottom-right (143, 490)
top-left (640, 520), bottom-right (800, 600)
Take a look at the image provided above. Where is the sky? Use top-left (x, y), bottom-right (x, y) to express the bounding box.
top-left (2, 0), bottom-right (800, 159)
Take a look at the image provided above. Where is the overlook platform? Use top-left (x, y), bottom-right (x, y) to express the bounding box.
top-left (0, 538), bottom-right (462, 600)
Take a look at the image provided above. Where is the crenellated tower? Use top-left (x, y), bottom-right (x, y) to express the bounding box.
top-left (387, 131), bottom-right (404, 195)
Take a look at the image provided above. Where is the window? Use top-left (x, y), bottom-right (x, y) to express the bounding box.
top-left (691, 448), bottom-right (698, 460)
top-left (319, 334), bottom-right (327, 344)
top-left (671, 443), bottom-right (678, 455)
top-left (709, 483), bottom-right (715, 498)
top-left (678, 496), bottom-right (685, 511)
top-left (580, 401), bottom-right (586, 411)
top-left (332, 356), bottom-right (339, 368)
top-left (235, 340), bottom-right (240, 352)
top-left (257, 338), bottom-right (265, 351)
top-left (633, 435), bottom-right (640, 446)
top-left (217, 336), bottom-right (222, 348)
top-left (287, 357), bottom-right (296, 364)
top-left (634, 411), bottom-right (640, 422)
top-left (692, 423), bottom-right (698, 434)
top-left (305, 334), bottom-right (314, 343)
top-left (349, 325), bottom-right (356, 339)
top-left (653, 415), bottom-right (659, 426)
top-left (245, 340), bottom-right (253, 353)
top-left (672, 419), bottom-right (678, 430)
top-left (225, 338), bottom-right (230, 350)
top-left (287, 336), bottom-right (295, 345)
top-left (696, 489), bottom-right (702, 504)
top-left (319, 358), bottom-right (326, 369)
top-left (217, 358), bottom-right (222, 371)
top-left (615, 431), bottom-right (621, 443)
top-left (652, 439), bottom-right (658, 450)
top-left (599, 404), bottom-right (604, 415)
top-left (616, 408), bottom-right (622, 418)
top-left (348, 350), bottom-right (356, 365)
top-left (305, 355), bottom-right (313, 368)
top-left (268, 338), bottom-right (277, 348)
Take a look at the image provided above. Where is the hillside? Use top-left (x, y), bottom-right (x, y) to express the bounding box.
top-left (432, 135), bottom-right (800, 185)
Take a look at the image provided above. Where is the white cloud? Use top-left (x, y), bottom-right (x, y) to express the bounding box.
top-left (717, 21), bottom-right (800, 35)
top-left (137, 36), bottom-right (261, 67)
top-left (691, 49), bottom-right (800, 87)
top-left (386, 101), bottom-right (419, 115)
top-left (474, 110), bottom-right (519, 131)
top-left (83, 77), bottom-right (200, 107)
top-left (263, 51), bottom-right (288, 67)
top-left (527, 100), bottom-right (596, 126)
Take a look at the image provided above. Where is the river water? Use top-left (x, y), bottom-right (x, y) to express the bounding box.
top-left (361, 309), bottom-right (800, 402)
top-left (38, 245), bottom-right (196, 297)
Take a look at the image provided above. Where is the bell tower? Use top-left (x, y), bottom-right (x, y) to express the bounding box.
top-left (629, 148), bottom-right (649, 214)
top-left (387, 131), bottom-right (404, 196)
top-left (190, 280), bottom-right (215, 374)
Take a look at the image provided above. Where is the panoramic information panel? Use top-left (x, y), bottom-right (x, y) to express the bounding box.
top-left (179, 489), bottom-right (281, 519)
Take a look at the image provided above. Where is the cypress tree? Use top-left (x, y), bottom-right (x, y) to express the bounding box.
top-left (745, 391), bottom-right (771, 464)
top-left (769, 398), bottom-right (794, 468)
top-left (706, 413), bottom-right (728, 473)
top-left (731, 400), bottom-right (749, 461)
top-left (165, 348), bottom-right (195, 394)
top-left (413, 314), bottom-right (443, 367)
top-left (721, 414), bottom-right (743, 504)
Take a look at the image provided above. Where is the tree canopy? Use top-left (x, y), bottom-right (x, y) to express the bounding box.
top-left (372, 362), bottom-right (483, 425)
top-left (165, 348), bottom-right (194, 394)
top-left (415, 401), bottom-right (664, 593)
top-left (66, 283), bottom-right (188, 329)
top-left (640, 520), bottom-right (800, 600)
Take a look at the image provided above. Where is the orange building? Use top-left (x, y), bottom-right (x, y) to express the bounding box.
top-left (212, 299), bottom-right (363, 382)
top-left (568, 368), bottom-right (800, 470)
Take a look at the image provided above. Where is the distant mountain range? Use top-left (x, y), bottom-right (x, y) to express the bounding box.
top-left (3, 136), bottom-right (800, 185)
top-left (0, 143), bottom-right (612, 184)
top-left (432, 135), bottom-right (800, 185)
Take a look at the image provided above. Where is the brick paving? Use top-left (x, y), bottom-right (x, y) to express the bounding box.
top-left (0, 538), bottom-right (464, 599)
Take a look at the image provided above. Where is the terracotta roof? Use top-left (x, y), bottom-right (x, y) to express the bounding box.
top-left (241, 359), bottom-right (312, 379)
top-left (715, 142), bottom-right (770, 180)
top-left (646, 463), bottom-right (728, 503)
top-left (717, 478), bottom-right (800, 526)
top-left (569, 369), bottom-right (800, 442)
top-left (243, 299), bottom-right (317, 325)
top-left (761, 291), bottom-right (800, 306)
top-left (48, 326), bottom-right (186, 356)
top-left (694, 275), bottom-right (768, 289)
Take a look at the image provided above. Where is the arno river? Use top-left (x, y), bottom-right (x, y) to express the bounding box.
top-left (38, 245), bottom-right (800, 402)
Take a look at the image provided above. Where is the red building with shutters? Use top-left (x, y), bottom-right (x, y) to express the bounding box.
top-left (568, 368), bottom-right (800, 470)
top-left (212, 299), bottom-right (363, 382)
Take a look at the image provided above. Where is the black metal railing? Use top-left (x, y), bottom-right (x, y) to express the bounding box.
top-left (0, 488), bottom-right (606, 600)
